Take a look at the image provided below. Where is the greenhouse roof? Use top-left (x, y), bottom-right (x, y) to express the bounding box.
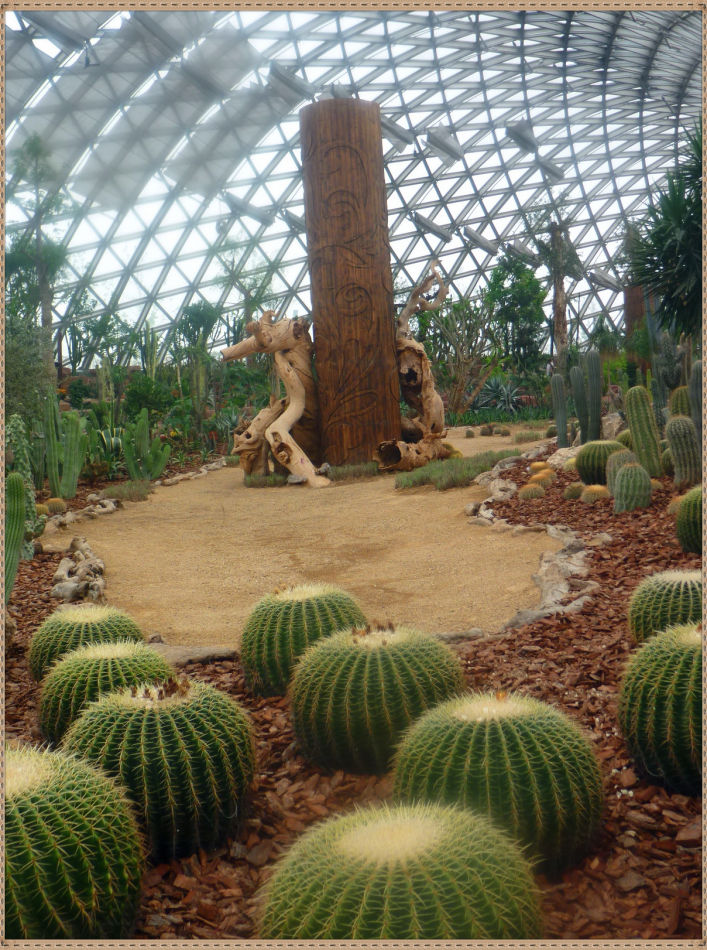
top-left (5, 8), bottom-right (702, 364)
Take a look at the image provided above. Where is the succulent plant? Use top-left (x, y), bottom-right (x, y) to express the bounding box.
top-left (518, 484), bottom-right (546, 500)
top-left (584, 348), bottom-right (603, 442)
top-left (616, 428), bottom-right (633, 448)
top-left (625, 385), bottom-right (662, 477)
top-left (545, 423), bottom-right (558, 438)
top-left (606, 449), bottom-right (638, 496)
top-left (669, 386), bottom-right (690, 418)
top-left (6, 413), bottom-right (44, 555)
top-left (29, 604), bottom-right (145, 681)
top-left (665, 415), bottom-right (700, 489)
top-left (39, 641), bottom-right (174, 743)
top-left (580, 484), bottom-right (610, 504)
top-left (35, 502), bottom-right (50, 516)
top-left (562, 456), bottom-right (577, 471)
top-left (5, 473), bottom-right (26, 605)
top-left (5, 743), bottom-right (144, 939)
top-left (575, 440), bottom-right (624, 485)
top-left (618, 624), bottom-right (701, 795)
top-left (122, 408), bottom-right (170, 481)
top-left (569, 365), bottom-right (588, 443)
top-left (650, 479), bottom-right (662, 492)
top-left (290, 626), bottom-right (464, 773)
top-left (528, 469), bottom-right (555, 486)
top-left (661, 447), bottom-right (675, 477)
top-left (613, 462), bottom-right (652, 513)
top-left (259, 801), bottom-right (543, 939)
top-left (62, 678), bottom-right (256, 859)
top-left (464, 428), bottom-right (474, 438)
top-left (241, 584), bottom-right (367, 695)
top-left (551, 374), bottom-right (568, 448)
top-left (529, 461), bottom-right (550, 473)
top-left (627, 570), bottom-right (702, 644)
top-left (393, 692), bottom-right (604, 875)
top-left (563, 482), bottom-right (584, 500)
top-left (688, 359), bottom-right (701, 452)
top-left (480, 424), bottom-right (494, 436)
top-left (46, 497), bottom-right (68, 514)
top-left (675, 486), bottom-right (702, 554)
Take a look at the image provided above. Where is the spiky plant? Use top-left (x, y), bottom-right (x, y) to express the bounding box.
top-left (290, 626), bottom-right (464, 774)
top-left (618, 624), bottom-right (701, 795)
top-left (5, 472), bottom-right (26, 605)
top-left (650, 479), bottom-right (663, 492)
top-left (665, 415), bottom-right (700, 489)
top-left (563, 482), bottom-right (584, 500)
top-left (613, 462), bottom-right (652, 513)
top-left (580, 484), bottom-right (610, 504)
top-left (688, 359), bottom-right (701, 451)
top-left (528, 473), bottom-right (555, 489)
top-left (393, 692), bottom-right (604, 875)
top-left (575, 440), bottom-right (624, 485)
top-left (259, 801), bottom-right (543, 939)
top-left (662, 447), bottom-right (675, 476)
top-left (675, 486), bottom-right (702, 554)
top-left (545, 423), bottom-right (558, 438)
top-left (628, 570), bottom-right (702, 644)
top-left (606, 449), bottom-right (638, 496)
top-left (241, 584), bottom-right (367, 695)
top-left (529, 461), bottom-right (550, 473)
top-left (550, 374), bottom-right (568, 448)
top-left (518, 483), bottom-right (546, 500)
top-left (669, 386), bottom-right (690, 417)
top-left (29, 604), bottom-right (145, 681)
top-left (39, 641), bottom-right (174, 743)
top-left (616, 429), bottom-right (633, 449)
top-left (584, 348), bottom-right (603, 442)
top-left (46, 497), bottom-right (68, 514)
top-left (5, 743), bottom-right (144, 939)
top-left (62, 678), bottom-right (256, 859)
top-left (625, 385), bottom-right (662, 477)
top-left (569, 365), bottom-right (588, 443)
top-left (35, 502), bottom-right (50, 516)
top-left (562, 457), bottom-right (577, 471)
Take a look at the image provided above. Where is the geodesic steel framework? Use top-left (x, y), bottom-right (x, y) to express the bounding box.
top-left (5, 8), bottom-right (702, 367)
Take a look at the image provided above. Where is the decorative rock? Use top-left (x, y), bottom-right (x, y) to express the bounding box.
top-left (544, 446), bottom-right (581, 469)
top-left (149, 643), bottom-right (238, 666)
top-left (601, 412), bottom-right (626, 441)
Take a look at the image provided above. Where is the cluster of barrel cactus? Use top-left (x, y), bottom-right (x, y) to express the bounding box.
top-left (675, 486), bottom-right (702, 554)
top-left (628, 570), bottom-right (702, 643)
top-left (575, 440), bottom-right (624, 485)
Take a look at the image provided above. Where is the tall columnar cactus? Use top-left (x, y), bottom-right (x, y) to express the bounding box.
top-left (259, 801), bottom-right (543, 940)
top-left (669, 386), bottom-right (690, 418)
top-left (6, 413), bottom-right (44, 556)
top-left (613, 462), bottom-right (652, 513)
top-left (688, 359), bottom-right (701, 452)
top-left (550, 373), bottom-right (568, 447)
top-left (5, 473), bottom-right (26, 604)
top-left (393, 692), bottom-right (604, 876)
top-left (649, 377), bottom-right (667, 437)
top-left (40, 641), bottom-right (174, 743)
top-left (29, 604), bottom-right (145, 681)
top-left (241, 584), bottom-right (367, 695)
top-left (627, 570), bottom-right (702, 644)
top-left (665, 415), bottom-right (700, 489)
top-left (675, 486), bottom-right (702, 554)
top-left (44, 397), bottom-right (89, 500)
top-left (656, 330), bottom-right (682, 391)
top-left (618, 624), bottom-right (701, 795)
top-left (290, 626), bottom-right (464, 773)
top-left (584, 348), bottom-right (602, 441)
top-left (569, 366), bottom-right (588, 444)
top-left (62, 679), bottom-right (256, 859)
top-left (606, 449), bottom-right (638, 496)
top-left (5, 743), bottom-right (144, 939)
top-left (28, 417), bottom-right (47, 490)
top-left (624, 385), bottom-right (662, 477)
top-left (123, 408), bottom-right (170, 481)
top-left (575, 439), bottom-right (624, 484)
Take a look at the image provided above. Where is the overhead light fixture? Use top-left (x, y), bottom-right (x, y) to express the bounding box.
top-left (412, 212), bottom-right (453, 243)
top-left (380, 115), bottom-right (415, 150)
top-left (223, 193), bottom-right (274, 226)
top-left (505, 120), bottom-right (538, 153)
top-left (535, 155), bottom-right (564, 181)
top-left (505, 239), bottom-right (540, 266)
top-left (589, 268), bottom-right (623, 291)
top-left (425, 127), bottom-right (464, 163)
top-left (281, 209), bottom-right (306, 232)
top-left (463, 226), bottom-right (500, 256)
top-left (267, 63), bottom-right (315, 105)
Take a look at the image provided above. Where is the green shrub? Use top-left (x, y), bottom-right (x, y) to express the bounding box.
top-left (514, 430), bottom-right (544, 444)
top-left (243, 472), bottom-right (288, 487)
top-left (259, 801), bottom-right (542, 939)
top-left (613, 462), bottom-right (652, 513)
top-left (224, 454), bottom-right (240, 467)
top-left (393, 691), bottom-right (604, 875)
top-left (575, 440), bottom-right (624, 485)
top-left (29, 604), bottom-right (144, 681)
top-left (241, 584), bottom-right (367, 695)
top-left (62, 679), bottom-right (256, 859)
top-left (6, 743), bottom-right (144, 939)
top-left (102, 479), bottom-right (154, 502)
top-left (290, 626), bottom-right (464, 773)
top-left (394, 450), bottom-right (517, 491)
top-left (676, 486), bottom-right (702, 554)
top-left (328, 461), bottom-right (381, 481)
top-left (628, 570), bottom-right (702, 644)
top-left (618, 624), bottom-right (701, 795)
top-left (39, 641), bottom-right (174, 743)
top-left (518, 483), bottom-right (545, 500)
top-left (580, 484), bottom-right (610, 504)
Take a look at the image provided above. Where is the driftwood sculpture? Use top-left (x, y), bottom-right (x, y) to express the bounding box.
top-left (221, 311), bottom-right (330, 488)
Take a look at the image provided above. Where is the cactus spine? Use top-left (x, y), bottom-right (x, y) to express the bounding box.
top-left (241, 585), bottom-right (367, 695)
top-left (29, 604), bottom-right (145, 681)
top-left (569, 366), bottom-right (588, 443)
top-left (123, 408), bottom-right (170, 481)
top-left (688, 360), bottom-right (701, 452)
top-left (259, 801), bottom-right (543, 939)
top-left (628, 570), bottom-right (702, 644)
top-left (62, 679), bottom-right (256, 859)
top-left (290, 627), bottom-right (464, 773)
top-left (613, 462), bottom-right (652, 513)
top-left (393, 692), bottom-right (604, 875)
top-left (550, 374), bottom-right (568, 447)
top-left (584, 348), bottom-right (602, 441)
top-left (575, 439), bottom-right (624, 484)
top-left (625, 386), bottom-right (662, 477)
top-left (40, 641), bottom-right (174, 743)
top-left (5, 473), bottom-right (26, 604)
top-left (606, 449), bottom-right (638, 496)
top-left (618, 624), bottom-right (701, 795)
top-left (675, 486), bottom-right (702, 554)
top-left (665, 415), bottom-right (700, 489)
top-left (5, 743), bottom-right (144, 939)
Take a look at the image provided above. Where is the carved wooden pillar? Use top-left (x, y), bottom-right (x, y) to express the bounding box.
top-left (300, 98), bottom-right (401, 465)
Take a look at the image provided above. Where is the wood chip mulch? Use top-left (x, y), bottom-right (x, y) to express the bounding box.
top-left (5, 451), bottom-right (702, 941)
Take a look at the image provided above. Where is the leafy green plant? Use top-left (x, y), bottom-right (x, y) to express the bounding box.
top-left (628, 570), bottom-right (702, 644)
top-left (6, 742), bottom-right (144, 939)
top-left (123, 408), bottom-right (170, 481)
top-left (394, 450), bottom-right (517, 490)
top-left (259, 801), bottom-right (543, 939)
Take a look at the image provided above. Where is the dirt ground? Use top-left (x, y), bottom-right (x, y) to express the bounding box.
top-left (55, 425), bottom-right (562, 648)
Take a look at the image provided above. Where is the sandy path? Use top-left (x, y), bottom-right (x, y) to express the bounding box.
top-left (69, 427), bottom-right (560, 648)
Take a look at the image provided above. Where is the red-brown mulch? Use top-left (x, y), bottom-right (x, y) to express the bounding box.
top-left (5, 452), bottom-right (702, 941)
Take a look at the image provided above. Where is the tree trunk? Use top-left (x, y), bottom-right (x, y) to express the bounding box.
top-left (376, 433), bottom-right (451, 472)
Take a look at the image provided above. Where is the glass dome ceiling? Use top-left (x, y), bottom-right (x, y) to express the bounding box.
top-left (5, 9), bottom-right (702, 366)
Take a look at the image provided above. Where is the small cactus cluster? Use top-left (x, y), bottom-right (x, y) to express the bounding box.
top-left (46, 497), bottom-right (68, 514)
top-left (519, 484), bottom-right (545, 500)
top-left (580, 484), bottom-right (610, 505)
top-left (665, 415), bottom-right (700, 489)
top-left (618, 624), bottom-right (701, 795)
top-left (290, 626), bottom-right (464, 773)
top-left (62, 678), bottom-right (256, 859)
top-left (563, 482), bottom-right (584, 500)
top-left (575, 440), bottom-right (624, 485)
top-left (39, 641), bottom-right (174, 743)
top-left (259, 801), bottom-right (543, 939)
top-left (241, 584), bottom-right (367, 695)
top-left (627, 570), bottom-right (702, 644)
top-left (29, 604), bottom-right (145, 681)
top-left (675, 486), bottom-right (702, 554)
top-left (5, 743), bottom-right (144, 939)
top-left (393, 692), bottom-right (604, 875)
top-left (625, 385), bottom-right (662, 477)
top-left (606, 449), bottom-right (638, 496)
top-left (613, 462), bottom-right (652, 513)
